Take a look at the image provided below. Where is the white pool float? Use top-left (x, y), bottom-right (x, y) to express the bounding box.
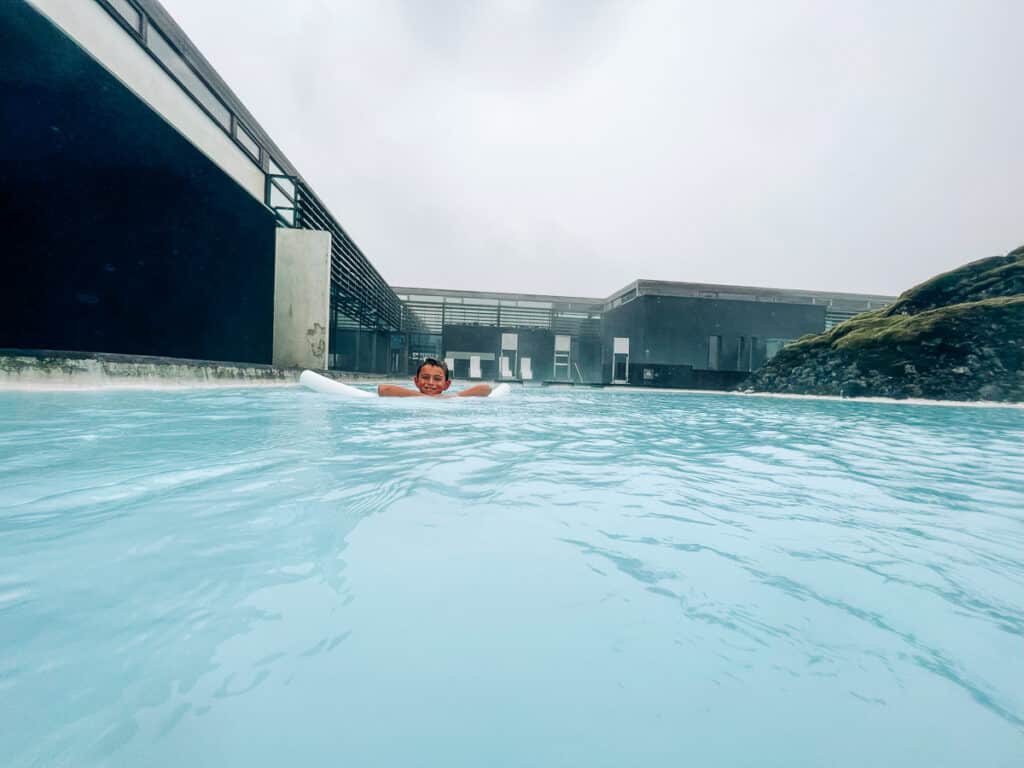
top-left (300, 370), bottom-right (510, 399)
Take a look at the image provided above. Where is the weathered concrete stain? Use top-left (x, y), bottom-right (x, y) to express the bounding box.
top-left (0, 351), bottom-right (300, 390)
top-left (306, 323), bottom-right (326, 358)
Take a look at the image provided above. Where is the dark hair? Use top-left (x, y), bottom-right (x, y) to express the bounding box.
top-left (416, 357), bottom-right (450, 381)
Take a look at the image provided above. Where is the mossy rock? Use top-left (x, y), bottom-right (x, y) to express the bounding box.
top-left (744, 245), bottom-right (1024, 402)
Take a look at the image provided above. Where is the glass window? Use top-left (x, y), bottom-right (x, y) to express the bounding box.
top-left (148, 28), bottom-right (231, 129)
top-left (106, 0), bottom-right (142, 32)
top-left (268, 157), bottom-right (285, 177)
top-left (708, 335), bottom-right (721, 370)
top-left (234, 121), bottom-right (260, 161)
top-left (268, 178), bottom-right (294, 209)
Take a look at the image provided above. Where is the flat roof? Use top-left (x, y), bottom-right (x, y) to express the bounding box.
top-left (396, 280), bottom-right (896, 312)
top-left (615, 279), bottom-right (896, 309)
top-left (393, 286), bottom-right (604, 313)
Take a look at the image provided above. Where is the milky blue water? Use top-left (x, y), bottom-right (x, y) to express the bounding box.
top-left (1, 386), bottom-right (1022, 767)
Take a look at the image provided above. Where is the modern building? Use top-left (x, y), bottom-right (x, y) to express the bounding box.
top-left (396, 282), bottom-right (892, 388)
top-left (2, 0), bottom-right (895, 389)
top-left (2, 0), bottom-right (400, 370)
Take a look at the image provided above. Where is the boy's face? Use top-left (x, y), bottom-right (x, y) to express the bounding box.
top-left (414, 364), bottom-right (451, 396)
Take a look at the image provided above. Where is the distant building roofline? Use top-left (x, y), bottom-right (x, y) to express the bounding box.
top-left (392, 286), bottom-right (604, 310)
top-left (395, 279), bottom-right (897, 313)
top-left (611, 279), bottom-right (896, 305)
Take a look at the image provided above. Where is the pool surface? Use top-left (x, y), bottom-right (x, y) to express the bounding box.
top-left (1, 386), bottom-right (1022, 766)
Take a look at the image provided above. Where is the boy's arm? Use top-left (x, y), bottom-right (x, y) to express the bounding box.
top-left (377, 384), bottom-right (424, 397)
top-left (457, 384), bottom-right (492, 397)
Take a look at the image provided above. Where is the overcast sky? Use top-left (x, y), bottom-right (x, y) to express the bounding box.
top-left (162, 0), bottom-right (1022, 298)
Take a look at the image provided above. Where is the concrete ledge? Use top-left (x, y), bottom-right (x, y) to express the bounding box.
top-left (0, 349), bottom-right (399, 390)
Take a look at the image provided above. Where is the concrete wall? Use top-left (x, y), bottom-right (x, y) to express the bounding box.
top-left (273, 229), bottom-right (331, 369)
top-left (0, 350), bottom-right (397, 390)
top-left (0, 351), bottom-right (294, 389)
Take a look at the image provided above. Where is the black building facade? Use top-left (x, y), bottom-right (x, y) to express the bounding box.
top-left (600, 295), bottom-right (826, 388)
top-left (395, 283), bottom-right (889, 388)
top-left (1, 1), bottom-right (276, 363)
top-left (2, 0), bottom-right (403, 369)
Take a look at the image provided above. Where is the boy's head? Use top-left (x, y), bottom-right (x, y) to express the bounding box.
top-left (414, 357), bottom-right (451, 396)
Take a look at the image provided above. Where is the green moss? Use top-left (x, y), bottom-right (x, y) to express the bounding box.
top-left (830, 296), bottom-right (1024, 351)
top-left (745, 246), bottom-right (1024, 401)
top-left (884, 252), bottom-right (1024, 315)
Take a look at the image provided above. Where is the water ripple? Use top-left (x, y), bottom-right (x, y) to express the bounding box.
top-left (0, 387), bottom-right (1022, 766)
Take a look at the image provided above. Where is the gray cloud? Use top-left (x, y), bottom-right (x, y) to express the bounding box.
top-left (162, 0), bottom-right (1024, 297)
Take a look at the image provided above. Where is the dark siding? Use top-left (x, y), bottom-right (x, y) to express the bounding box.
top-left (0, 2), bottom-right (276, 363)
top-left (602, 296), bottom-right (825, 374)
top-left (442, 325), bottom-right (501, 358)
top-left (513, 328), bottom-right (553, 382)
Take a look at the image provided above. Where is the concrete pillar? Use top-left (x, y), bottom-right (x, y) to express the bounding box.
top-left (273, 229), bottom-right (331, 369)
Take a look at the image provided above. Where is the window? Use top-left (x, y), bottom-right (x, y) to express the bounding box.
top-left (234, 120), bottom-right (261, 161)
top-left (105, 0), bottom-right (142, 32)
top-left (268, 179), bottom-right (294, 210)
top-left (708, 335), bottom-right (721, 370)
top-left (147, 27), bottom-right (231, 129)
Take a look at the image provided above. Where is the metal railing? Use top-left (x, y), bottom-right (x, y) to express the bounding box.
top-left (396, 298), bottom-right (602, 337)
top-left (292, 180), bottom-right (403, 334)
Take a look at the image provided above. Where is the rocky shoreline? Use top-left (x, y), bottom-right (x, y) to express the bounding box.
top-left (742, 246), bottom-right (1024, 403)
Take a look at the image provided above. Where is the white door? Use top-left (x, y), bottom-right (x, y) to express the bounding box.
top-left (553, 334), bottom-right (571, 380)
top-left (612, 337), bottom-right (629, 383)
top-left (500, 333), bottom-right (518, 380)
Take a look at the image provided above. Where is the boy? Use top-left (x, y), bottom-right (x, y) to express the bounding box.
top-left (378, 358), bottom-right (493, 398)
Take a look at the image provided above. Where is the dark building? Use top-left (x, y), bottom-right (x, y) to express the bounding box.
top-left (597, 280), bottom-right (890, 388)
top-left (396, 282), bottom-right (892, 387)
top-left (2, 0), bottom-right (401, 369)
top-left (395, 288), bottom-right (606, 383)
